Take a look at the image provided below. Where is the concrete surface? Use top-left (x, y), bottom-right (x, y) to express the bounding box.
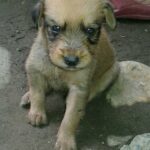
top-left (0, 0), bottom-right (150, 150)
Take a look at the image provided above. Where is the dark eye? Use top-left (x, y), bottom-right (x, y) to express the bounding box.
top-left (51, 25), bottom-right (61, 36)
top-left (86, 28), bottom-right (96, 36)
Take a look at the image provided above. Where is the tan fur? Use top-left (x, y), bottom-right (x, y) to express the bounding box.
top-left (45, 0), bottom-right (104, 26)
top-left (21, 0), bottom-right (119, 149)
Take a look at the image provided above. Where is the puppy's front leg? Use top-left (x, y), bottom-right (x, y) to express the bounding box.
top-left (27, 73), bottom-right (47, 126)
top-left (56, 86), bottom-right (88, 150)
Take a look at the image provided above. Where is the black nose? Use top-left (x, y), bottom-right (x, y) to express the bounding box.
top-left (64, 56), bottom-right (79, 67)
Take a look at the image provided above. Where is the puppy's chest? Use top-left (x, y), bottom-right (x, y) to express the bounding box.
top-left (45, 67), bottom-right (89, 91)
top-left (46, 68), bottom-right (67, 90)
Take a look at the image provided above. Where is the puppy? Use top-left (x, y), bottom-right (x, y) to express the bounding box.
top-left (21, 0), bottom-right (119, 149)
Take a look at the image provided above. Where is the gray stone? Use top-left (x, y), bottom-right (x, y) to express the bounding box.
top-left (0, 46), bottom-right (11, 89)
top-left (120, 133), bottom-right (150, 150)
top-left (107, 61), bottom-right (150, 107)
top-left (107, 135), bottom-right (133, 147)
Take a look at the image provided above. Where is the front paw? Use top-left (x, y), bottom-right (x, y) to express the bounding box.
top-left (20, 92), bottom-right (30, 107)
top-left (28, 109), bottom-right (48, 126)
top-left (55, 134), bottom-right (77, 150)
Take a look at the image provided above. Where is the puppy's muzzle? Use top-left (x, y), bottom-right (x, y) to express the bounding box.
top-left (49, 45), bottom-right (92, 70)
top-left (64, 56), bottom-right (79, 67)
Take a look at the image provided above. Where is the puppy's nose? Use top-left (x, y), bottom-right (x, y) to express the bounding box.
top-left (64, 56), bottom-right (79, 67)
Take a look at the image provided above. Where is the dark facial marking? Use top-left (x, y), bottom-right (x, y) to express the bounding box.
top-left (81, 23), bottom-right (101, 44)
top-left (87, 28), bottom-right (101, 44)
top-left (44, 19), bottom-right (66, 41)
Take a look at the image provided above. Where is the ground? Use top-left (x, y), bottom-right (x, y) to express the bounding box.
top-left (0, 0), bottom-right (150, 150)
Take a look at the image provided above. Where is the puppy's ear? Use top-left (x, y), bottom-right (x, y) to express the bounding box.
top-left (103, 3), bottom-right (116, 29)
top-left (32, 1), bottom-right (44, 29)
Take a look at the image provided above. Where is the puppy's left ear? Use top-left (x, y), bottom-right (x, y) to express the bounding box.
top-left (103, 3), bottom-right (116, 29)
top-left (32, 1), bottom-right (44, 29)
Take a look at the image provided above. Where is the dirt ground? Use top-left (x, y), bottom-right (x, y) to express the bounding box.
top-left (0, 0), bottom-right (150, 150)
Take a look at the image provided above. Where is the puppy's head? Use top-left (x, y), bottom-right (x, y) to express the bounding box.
top-left (33, 0), bottom-right (116, 71)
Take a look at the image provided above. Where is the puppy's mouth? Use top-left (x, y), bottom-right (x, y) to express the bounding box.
top-left (65, 66), bottom-right (81, 71)
top-left (65, 65), bottom-right (86, 71)
top-left (52, 62), bottom-right (85, 71)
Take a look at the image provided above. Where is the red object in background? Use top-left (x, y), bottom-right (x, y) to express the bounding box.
top-left (110, 0), bottom-right (150, 20)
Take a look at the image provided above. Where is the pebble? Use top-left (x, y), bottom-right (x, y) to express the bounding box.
top-left (107, 135), bottom-right (132, 147)
top-left (0, 46), bottom-right (11, 89)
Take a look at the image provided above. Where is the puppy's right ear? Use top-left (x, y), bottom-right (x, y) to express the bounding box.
top-left (32, 1), bottom-right (44, 29)
top-left (103, 3), bottom-right (116, 30)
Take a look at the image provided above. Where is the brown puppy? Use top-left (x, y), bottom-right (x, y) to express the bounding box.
top-left (21, 0), bottom-right (119, 149)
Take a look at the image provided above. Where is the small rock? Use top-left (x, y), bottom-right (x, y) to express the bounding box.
top-left (101, 141), bottom-right (105, 145)
top-left (107, 135), bottom-right (132, 147)
top-left (16, 29), bottom-right (20, 34)
top-left (107, 61), bottom-right (150, 107)
top-left (120, 133), bottom-right (150, 150)
top-left (0, 46), bottom-right (11, 89)
top-left (16, 48), bottom-right (21, 52)
top-left (120, 35), bottom-right (126, 38)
